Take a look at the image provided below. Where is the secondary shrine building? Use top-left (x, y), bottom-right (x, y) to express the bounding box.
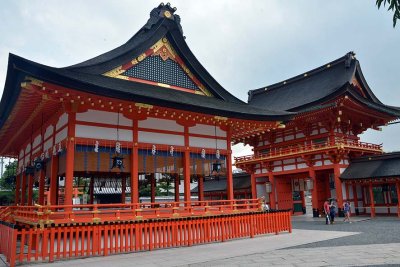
top-left (235, 52), bottom-right (400, 217)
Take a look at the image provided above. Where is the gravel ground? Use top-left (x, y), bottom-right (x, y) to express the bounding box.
top-left (288, 217), bottom-right (400, 249)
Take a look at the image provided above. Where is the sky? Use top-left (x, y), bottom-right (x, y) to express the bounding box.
top-left (0, 0), bottom-right (399, 159)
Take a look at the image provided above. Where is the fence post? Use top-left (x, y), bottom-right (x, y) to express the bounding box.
top-left (9, 228), bottom-right (18, 267)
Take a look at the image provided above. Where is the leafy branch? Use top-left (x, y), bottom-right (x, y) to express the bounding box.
top-left (376, 0), bottom-right (400, 27)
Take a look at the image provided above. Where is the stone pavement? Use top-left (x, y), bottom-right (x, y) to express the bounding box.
top-left (2, 217), bottom-right (399, 267)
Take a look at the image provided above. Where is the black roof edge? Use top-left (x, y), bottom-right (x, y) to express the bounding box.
top-left (0, 55), bottom-right (25, 131)
top-left (5, 53), bottom-right (292, 122)
top-left (349, 151), bottom-right (400, 163)
top-left (247, 52), bottom-right (355, 102)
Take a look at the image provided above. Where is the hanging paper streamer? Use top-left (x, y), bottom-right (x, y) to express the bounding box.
top-left (45, 150), bottom-right (49, 159)
top-left (115, 142), bottom-right (121, 154)
top-left (201, 149), bottom-right (206, 159)
top-left (169, 146), bottom-right (174, 156)
top-left (40, 152), bottom-right (45, 161)
top-left (52, 145), bottom-right (57, 156)
top-left (94, 140), bottom-right (99, 153)
top-left (216, 149), bottom-right (220, 159)
top-left (58, 143), bottom-right (62, 153)
top-left (152, 144), bottom-right (157, 156)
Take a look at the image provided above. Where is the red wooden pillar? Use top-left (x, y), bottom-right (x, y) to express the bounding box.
top-left (131, 120), bottom-right (139, 205)
top-left (89, 176), bottom-right (94, 204)
top-left (27, 174), bottom-right (33, 205)
top-left (15, 173), bottom-right (21, 205)
top-left (64, 112), bottom-right (76, 209)
top-left (308, 167), bottom-right (318, 213)
top-left (396, 182), bottom-right (400, 218)
top-left (150, 173), bottom-right (156, 203)
top-left (268, 172), bottom-right (276, 209)
top-left (198, 174), bottom-right (204, 201)
top-left (333, 164), bottom-right (344, 209)
top-left (183, 126), bottom-right (191, 204)
top-left (369, 183), bottom-right (375, 218)
top-left (174, 173), bottom-right (180, 202)
top-left (49, 156), bottom-right (58, 205)
top-left (21, 172), bottom-right (27, 205)
top-left (121, 176), bottom-right (126, 204)
top-left (38, 169), bottom-right (46, 205)
top-left (250, 172), bottom-right (257, 199)
top-left (352, 184), bottom-right (359, 214)
top-left (226, 126), bottom-right (234, 200)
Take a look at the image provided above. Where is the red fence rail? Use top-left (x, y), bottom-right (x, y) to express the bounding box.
top-left (0, 211), bottom-right (292, 267)
top-left (235, 140), bottom-right (382, 164)
top-left (8, 199), bottom-right (261, 227)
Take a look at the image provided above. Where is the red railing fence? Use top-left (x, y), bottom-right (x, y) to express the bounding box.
top-left (0, 211), bottom-right (291, 267)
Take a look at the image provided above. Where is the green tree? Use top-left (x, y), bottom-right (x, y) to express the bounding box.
top-left (0, 160), bottom-right (17, 190)
top-left (376, 0), bottom-right (400, 27)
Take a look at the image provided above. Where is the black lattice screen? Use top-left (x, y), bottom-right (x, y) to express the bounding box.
top-left (122, 56), bottom-right (198, 90)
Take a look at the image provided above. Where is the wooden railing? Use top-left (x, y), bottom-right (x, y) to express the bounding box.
top-left (0, 210), bottom-right (292, 267)
top-left (235, 140), bottom-right (382, 164)
top-left (8, 199), bottom-right (261, 227)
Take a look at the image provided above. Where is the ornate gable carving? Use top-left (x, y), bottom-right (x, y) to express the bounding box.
top-left (103, 37), bottom-right (212, 97)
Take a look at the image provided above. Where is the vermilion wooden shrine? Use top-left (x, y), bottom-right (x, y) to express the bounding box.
top-left (235, 52), bottom-right (400, 217)
top-left (0, 4), bottom-right (292, 266)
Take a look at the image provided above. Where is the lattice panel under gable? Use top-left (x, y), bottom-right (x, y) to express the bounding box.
top-left (122, 56), bottom-right (198, 90)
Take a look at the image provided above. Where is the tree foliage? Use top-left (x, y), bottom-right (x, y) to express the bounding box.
top-left (0, 160), bottom-right (17, 190)
top-left (376, 0), bottom-right (400, 27)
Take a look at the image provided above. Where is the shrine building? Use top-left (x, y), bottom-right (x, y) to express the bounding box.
top-left (0, 4), bottom-right (293, 266)
top-left (235, 52), bottom-right (400, 217)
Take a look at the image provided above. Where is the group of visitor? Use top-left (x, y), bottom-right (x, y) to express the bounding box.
top-left (323, 199), bottom-right (352, 224)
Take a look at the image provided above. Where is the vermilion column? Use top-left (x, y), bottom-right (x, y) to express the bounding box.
top-left (226, 126), bottom-right (234, 200)
top-left (15, 173), bottom-right (21, 205)
top-left (352, 184), bottom-right (359, 214)
top-left (121, 176), bottom-right (126, 204)
top-left (369, 183), bottom-right (375, 218)
top-left (21, 172), bottom-right (27, 205)
top-left (49, 156), bottom-right (58, 205)
top-left (333, 164), bottom-right (344, 210)
top-left (89, 176), bottom-right (94, 204)
top-left (183, 126), bottom-right (191, 204)
top-left (27, 174), bottom-right (34, 205)
top-left (250, 172), bottom-right (257, 199)
top-left (198, 174), bottom-right (204, 201)
top-left (131, 120), bottom-right (139, 205)
top-left (174, 173), bottom-right (180, 202)
top-left (309, 167), bottom-right (318, 214)
top-left (150, 173), bottom-right (156, 203)
top-left (396, 182), bottom-right (400, 218)
top-left (268, 172), bottom-right (276, 209)
top-left (64, 112), bottom-right (76, 208)
top-left (38, 169), bottom-right (45, 205)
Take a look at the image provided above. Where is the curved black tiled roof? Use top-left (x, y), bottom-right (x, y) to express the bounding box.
top-left (248, 52), bottom-right (400, 117)
top-left (0, 3), bottom-right (293, 132)
top-left (340, 152), bottom-right (400, 179)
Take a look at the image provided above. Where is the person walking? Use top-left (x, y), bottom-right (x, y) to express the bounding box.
top-left (329, 200), bottom-right (336, 224)
top-left (324, 199), bottom-right (331, 225)
top-left (343, 201), bottom-right (352, 223)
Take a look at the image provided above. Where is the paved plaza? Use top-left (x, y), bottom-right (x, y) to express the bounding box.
top-left (0, 216), bottom-right (395, 267)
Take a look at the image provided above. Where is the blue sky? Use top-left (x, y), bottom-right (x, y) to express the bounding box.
top-left (0, 0), bottom-right (399, 157)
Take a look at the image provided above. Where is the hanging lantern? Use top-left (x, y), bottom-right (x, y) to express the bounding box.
top-left (305, 177), bottom-right (314, 190)
top-left (34, 158), bottom-right (44, 171)
top-left (265, 182), bottom-right (272, 193)
top-left (112, 155), bottom-right (124, 170)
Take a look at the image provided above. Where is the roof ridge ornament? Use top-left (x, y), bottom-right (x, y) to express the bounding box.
top-left (345, 51), bottom-right (356, 68)
top-left (142, 3), bottom-right (183, 34)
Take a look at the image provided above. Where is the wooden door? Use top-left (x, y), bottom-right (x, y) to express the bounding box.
top-left (276, 178), bottom-right (293, 210)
